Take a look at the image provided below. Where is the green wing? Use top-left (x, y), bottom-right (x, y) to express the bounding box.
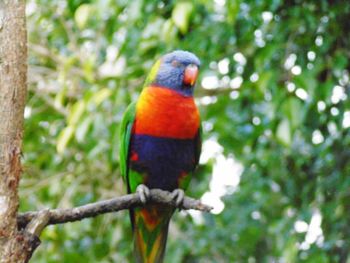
top-left (119, 102), bottom-right (136, 186)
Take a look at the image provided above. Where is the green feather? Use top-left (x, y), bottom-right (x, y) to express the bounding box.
top-left (119, 101), bottom-right (136, 187)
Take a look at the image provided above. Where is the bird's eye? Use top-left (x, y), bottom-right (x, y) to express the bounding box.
top-left (171, 60), bottom-right (181, 67)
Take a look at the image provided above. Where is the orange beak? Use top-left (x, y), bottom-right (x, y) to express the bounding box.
top-left (183, 64), bottom-right (199, 86)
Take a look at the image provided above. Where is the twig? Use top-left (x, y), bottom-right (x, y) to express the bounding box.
top-left (18, 189), bottom-right (212, 229)
top-left (25, 210), bottom-right (50, 236)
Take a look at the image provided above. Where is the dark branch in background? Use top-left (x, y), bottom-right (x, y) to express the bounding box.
top-left (18, 189), bottom-right (212, 230)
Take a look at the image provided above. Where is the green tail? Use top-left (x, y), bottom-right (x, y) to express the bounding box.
top-left (131, 205), bottom-right (174, 263)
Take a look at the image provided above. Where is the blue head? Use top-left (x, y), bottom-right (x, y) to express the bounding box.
top-left (145, 50), bottom-right (201, 96)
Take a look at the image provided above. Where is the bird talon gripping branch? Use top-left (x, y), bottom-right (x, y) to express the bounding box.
top-left (171, 189), bottom-right (185, 207)
top-left (136, 184), bottom-right (150, 204)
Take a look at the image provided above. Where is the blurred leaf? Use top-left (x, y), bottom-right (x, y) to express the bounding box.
top-left (68, 101), bottom-right (86, 126)
top-left (57, 126), bottom-right (74, 154)
top-left (294, 72), bottom-right (317, 97)
top-left (276, 118), bottom-right (291, 146)
top-left (162, 19), bottom-right (177, 43)
top-left (90, 88), bottom-right (112, 106)
top-left (333, 51), bottom-right (348, 71)
top-left (282, 98), bottom-right (304, 129)
top-left (172, 2), bottom-right (194, 34)
top-left (76, 117), bottom-right (92, 143)
top-left (227, 0), bottom-right (240, 24)
top-left (257, 71), bottom-right (273, 93)
top-left (75, 4), bottom-right (92, 29)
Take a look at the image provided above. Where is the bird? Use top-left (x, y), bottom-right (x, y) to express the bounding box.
top-left (119, 50), bottom-right (201, 263)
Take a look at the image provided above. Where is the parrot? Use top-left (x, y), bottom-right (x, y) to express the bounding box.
top-left (119, 50), bottom-right (201, 263)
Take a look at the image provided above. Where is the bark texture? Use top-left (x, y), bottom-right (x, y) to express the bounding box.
top-left (0, 0), bottom-right (29, 262)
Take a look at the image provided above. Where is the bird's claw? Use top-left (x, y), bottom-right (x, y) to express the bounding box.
top-left (136, 184), bottom-right (150, 204)
top-left (171, 189), bottom-right (185, 207)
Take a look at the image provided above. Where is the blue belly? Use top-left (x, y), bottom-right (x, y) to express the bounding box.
top-left (129, 134), bottom-right (195, 191)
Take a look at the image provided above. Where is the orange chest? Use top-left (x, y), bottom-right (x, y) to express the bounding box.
top-left (134, 87), bottom-right (200, 139)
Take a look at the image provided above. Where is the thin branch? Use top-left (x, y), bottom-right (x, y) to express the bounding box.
top-left (25, 210), bottom-right (50, 236)
top-left (18, 189), bottom-right (212, 229)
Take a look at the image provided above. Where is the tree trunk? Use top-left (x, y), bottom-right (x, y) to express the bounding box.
top-left (0, 1), bottom-right (35, 262)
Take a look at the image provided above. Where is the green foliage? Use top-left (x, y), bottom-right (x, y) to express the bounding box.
top-left (23, 0), bottom-right (349, 262)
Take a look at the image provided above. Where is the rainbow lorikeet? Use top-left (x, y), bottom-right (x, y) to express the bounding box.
top-left (119, 50), bottom-right (201, 263)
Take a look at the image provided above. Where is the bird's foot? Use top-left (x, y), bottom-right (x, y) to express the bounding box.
top-left (136, 184), bottom-right (150, 204)
top-left (171, 189), bottom-right (185, 207)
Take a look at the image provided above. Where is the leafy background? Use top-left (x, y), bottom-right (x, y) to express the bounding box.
top-left (22, 0), bottom-right (349, 262)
